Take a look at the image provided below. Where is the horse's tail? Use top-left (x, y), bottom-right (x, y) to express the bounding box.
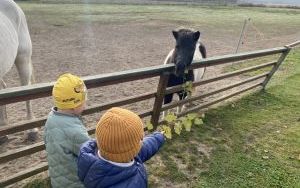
top-left (198, 42), bottom-right (207, 80)
top-left (199, 42), bottom-right (207, 59)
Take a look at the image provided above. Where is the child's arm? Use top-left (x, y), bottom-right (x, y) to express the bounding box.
top-left (77, 139), bottom-right (97, 182)
top-left (137, 132), bottom-right (165, 162)
top-left (71, 131), bottom-right (90, 156)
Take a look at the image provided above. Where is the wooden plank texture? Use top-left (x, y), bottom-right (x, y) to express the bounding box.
top-left (262, 49), bottom-right (291, 89)
top-left (0, 92), bottom-right (155, 136)
top-left (162, 73), bottom-right (268, 111)
top-left (165, 61), bottom-right (276, 95)
top-left (151, 73), bottom-right (170, 127)
top-left (178, 82), bottom-right (262, 117)
top-left (0, 162), bottom-right (48, 187)
top-left (0, 46), bottom-right (287, 106)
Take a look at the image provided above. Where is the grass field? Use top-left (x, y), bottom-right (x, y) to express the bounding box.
top-left (10, 2), bottom-right (300, 187)
top-left (20, 3), bottom-right (300, 35)
top-left (145, 48), bottom-right (300, 187)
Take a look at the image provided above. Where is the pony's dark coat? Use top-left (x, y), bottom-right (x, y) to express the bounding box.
top-left (163, 28), bottom-right (207, 109)
top-left (164, 42), bottom-right (206, 105)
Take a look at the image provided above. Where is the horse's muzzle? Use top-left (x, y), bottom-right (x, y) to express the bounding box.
top-left (175, 63), bottom-right (186, 76)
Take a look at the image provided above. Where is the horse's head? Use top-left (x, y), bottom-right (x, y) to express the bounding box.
top-left (171, 28), bottom-right (200, 76)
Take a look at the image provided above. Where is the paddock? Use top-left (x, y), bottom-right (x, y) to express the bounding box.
top-left (0, 40), bottom-right (299, 187)
top-left (0, 2), bottom-right (300, 187)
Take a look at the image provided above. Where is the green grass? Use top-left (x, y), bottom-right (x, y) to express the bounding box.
top-left (146, 48), bottom-right (300, 187)
top-left (23, 178), bottom-right (51, 188)
top-left (18, 2), bottom-right (300, 35)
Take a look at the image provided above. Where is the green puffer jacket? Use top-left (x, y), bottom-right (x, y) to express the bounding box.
top-left (44, 107), bottom-right (90, 188)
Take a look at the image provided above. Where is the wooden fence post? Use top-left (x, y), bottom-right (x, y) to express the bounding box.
top-left (262, 47), bottom-right (291, 90)
top-left (151, 72), bottom-right (170, 127)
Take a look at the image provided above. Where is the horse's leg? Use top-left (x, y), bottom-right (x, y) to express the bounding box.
top-left (15, 55), bottom-right (33, 120)
top-left (176, 94), bottom-right (182, 115)
top-left (178, 91), bottom-right (188, 114)
top-left (0, 79), bottom-right (8, 125)
top-left (15, 54), bottom-right (38, 141)
top-left (162, 93), bottom-right (173, 120)
top-left (0, 79), bottom-right (8, 144)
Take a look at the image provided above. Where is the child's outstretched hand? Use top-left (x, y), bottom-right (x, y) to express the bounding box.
top-left (160, 131), bottom-right (167, 140)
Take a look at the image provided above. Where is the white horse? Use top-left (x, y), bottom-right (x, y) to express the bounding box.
top-left (0, 0), bottom-right (36, 143)
top-left (162, 28), bottom-right (206, 118)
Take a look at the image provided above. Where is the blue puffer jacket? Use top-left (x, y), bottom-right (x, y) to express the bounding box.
top-left (77, 132), bottom-right (165, 188)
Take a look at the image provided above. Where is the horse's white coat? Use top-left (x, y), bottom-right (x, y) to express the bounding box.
top-left (0, 0), bottom-right (33, 127)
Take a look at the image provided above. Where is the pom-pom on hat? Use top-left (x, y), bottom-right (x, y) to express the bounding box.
top-left (96, 107), bottom-right (144, 163)
top-left (52, 73), bottom-right (87, 109)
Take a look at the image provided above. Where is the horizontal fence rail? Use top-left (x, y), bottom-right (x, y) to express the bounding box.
top-left (286, 40), bottom-right (300, 48)
top-left (0, 110), bottom-right (153, 165)
top-left (0, 91), bottom-right (156, 137)
top-left (165, 61), bottom-right (276, 95)
top-left (0, 46), bottom-right (288, 106)
top-left (178, 82), bottom-right (263, 117)
top-left (162, 72), bottom-right (269, 111)
top-left (1, 42), bottom-right (299, 187)
top-left (0, 162), bottom-right (48, 188)
top-left (0, 65), bottom-right (173, 106)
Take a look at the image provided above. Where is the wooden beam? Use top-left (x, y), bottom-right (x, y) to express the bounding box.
top-left (0, 162), bottom-right (48, 187)
top-left (0, 92), bottom-right (156, 136)
top-left (0, 107), bottom-right (153, 164)
top-left (286, 40), bottom-right (300, 48)
top-left (262, 49), bottom-right (291, 89)
top-left (0, 142), bottom-right (45, 164)
top-left (162, 73), bottom-right (268, 111)
top-left (82, 91), bottom-right (156, 115)
top-left (0, 117), bottom-right (47, 137)
top-left (87, 109), bottom-right (152, 135)
top-left (151, 73), bottom-right (170, 127)
top-left (0, 46), bottom-right (287, 106)
top-left (189, 46), bottom-right (287, 70)
top-left (178, 82), bottom-right (262, 117)
top-left (0, 65), bottom-right (172, 105)
top-left (165, 61), bottom-right (276, 95)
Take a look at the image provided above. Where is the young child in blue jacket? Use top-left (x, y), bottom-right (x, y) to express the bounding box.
top-left (77, 107), bottom-right (165, 188)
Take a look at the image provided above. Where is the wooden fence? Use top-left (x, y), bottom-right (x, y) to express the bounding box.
top-left (0, 41), bottom-right (299, 187)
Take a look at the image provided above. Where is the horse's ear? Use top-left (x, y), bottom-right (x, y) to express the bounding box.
top-left (172, 30), bottom-right (178, 40)
top-left (193, 31), bottom-right (200, 41)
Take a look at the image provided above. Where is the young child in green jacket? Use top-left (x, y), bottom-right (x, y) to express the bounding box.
top-left (44, 73), bottom-right (90, 188)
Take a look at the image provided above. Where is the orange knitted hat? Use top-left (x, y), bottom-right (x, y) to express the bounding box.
top-left (96, 107), bottom-right (144, 163)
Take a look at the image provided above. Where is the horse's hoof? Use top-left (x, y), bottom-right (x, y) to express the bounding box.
top-left (27, 115), bottom-right (35, 121)
top-left (26, 128), bottom-right (39, 142)
top-left (0, 120), bottom-right (8, 127)
top-left (0, 135), bottom-right (8, 145)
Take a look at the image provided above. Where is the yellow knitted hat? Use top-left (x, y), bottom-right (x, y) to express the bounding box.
top-left (52, 73), bottom-right (87, 109)
top-left (96, 107), bottom-right (144, 163)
